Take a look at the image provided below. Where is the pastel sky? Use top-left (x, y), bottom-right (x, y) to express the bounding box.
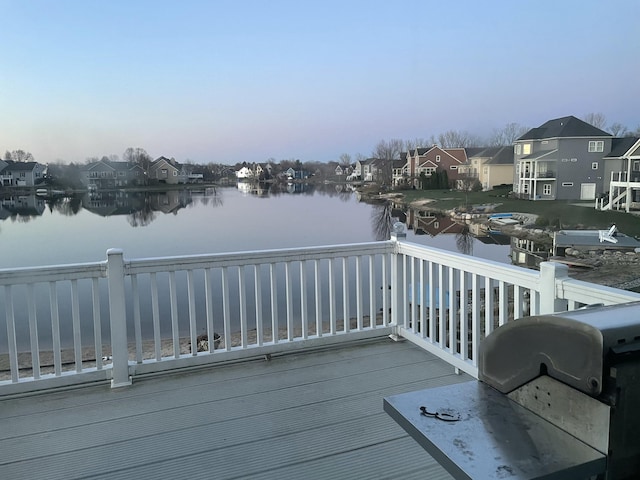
top-left (1, 0), bottom-right (638, 165)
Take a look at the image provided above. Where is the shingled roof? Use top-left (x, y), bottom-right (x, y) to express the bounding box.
top-left (517, 115), bottom-right (611, 141)
top-left (604, 137), bottom-right (640, 158)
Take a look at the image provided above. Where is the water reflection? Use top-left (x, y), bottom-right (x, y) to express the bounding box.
top-left (370, 202), bottom-right (394, 241)
top-left (0, 187), bottom-right (225, 228)
top-left (1, 184), bottom-right (529, 264)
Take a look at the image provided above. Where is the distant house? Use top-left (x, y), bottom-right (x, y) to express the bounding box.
top-left (0, 161), bottom-right (46, 187)
top-left (0, 159), bottom-right (9, 186)
top-left (81, 160), bottom-right (145, 189)
top-left (149, 157), bottom-right (188, 184)
top-left (352, 158), bottom-right (378, 181)
top-left (236, 166), bottom-right (254, 180)
top-left (462, 146), bottom-right (514, 191)
top-left (283, 167), bottom-right (309, 180)
top-left (405, 146), bottom-right (468, 188)
top-left (513, 115), bottom-right (612, 200)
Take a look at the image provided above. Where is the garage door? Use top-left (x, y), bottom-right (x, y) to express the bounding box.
top-left (580, 183), bottom-right (596, 200)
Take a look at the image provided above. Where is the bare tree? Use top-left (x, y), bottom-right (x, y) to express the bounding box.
top-left (373, 139), bottom-right (403, 185)
top-left (403, 137), bottom-right (430, 151)
top-left (339, 153), bottom-right (352, 167)
top-left (436, 130), bottom-right (482, 148)
top-left (123, 147), bottom-right (152, 173)
top-left (582, 112), bottom-right (607, 130)
top-left (608, 122), bottom-right (629, 137)
top-left (4, 149), bottom-right (34, 162)
top-left (488, 123), bottom-right (530, 146)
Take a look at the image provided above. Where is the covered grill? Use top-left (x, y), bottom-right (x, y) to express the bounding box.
top-left (384, 302), bottom-right (640, 479)
top-left (479, 302), bottom-right (640, 479)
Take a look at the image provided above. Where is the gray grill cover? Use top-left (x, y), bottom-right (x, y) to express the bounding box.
top-left (478, 302), bottom-right (640, 396)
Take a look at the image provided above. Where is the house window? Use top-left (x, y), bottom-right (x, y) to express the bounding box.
top-left (570, 158), bottom-right (577, 162)
top-left (435, 155), bottom-right (441, 162)
top-left (591, 162), bottom-right (598, 170)
top-left (515, 144), bottom-right (522, 155)
top-left (523, 183), bottom-right (529, 194)
top-left (450, 165), bottom-right (457, 170)
top-left (634, 161), bottom-right (640, 171)
top-left (173, 171), bottom-right (177, 176)
top-left (561, 158), bottom-right (569, 162)
top-left (522, 144), bottom-right (531, 155)
top-left (562, 182), bottom-right (574, 187)
top-left (543, 184), bottom-right (551, 195)
top-left (588, 141), bottom-right (604, 152)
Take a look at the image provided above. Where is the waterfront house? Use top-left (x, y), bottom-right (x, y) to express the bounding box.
top-left (353, 157), bottom-right (379, 181)
top-left (0, 159), bottom-right (8, 185)
top-left (600, 137), bottom-right (640, 211)
top-left (513, 115), bottom-right (612, 200)
top-left (148, 156), bottom-right (188, 184)
top-left (81, 159), bottom-right (146, 189)
top-left (405, 146), bottom-right (468, 188)
top-left (0, 160), bottom-right (46, 187)
top-left (391, 155), bottom-right (409, 186)
top-left (235, 165), bottom-right (254, 179)
top-left (462, 146), bottom-right (515, 191)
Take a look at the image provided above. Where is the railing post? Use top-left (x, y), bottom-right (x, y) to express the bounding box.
top-left (390, 223), bottom-right (406, 339)
top-left (538, 261), bottom-right (569, 315)
top-left (107, 249), bottom-right (132, 387)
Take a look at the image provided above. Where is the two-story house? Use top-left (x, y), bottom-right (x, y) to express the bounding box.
top-left (0, 161), bottom-right (46, 187)
top-left (462, 146), bottom-right (515, 191)
top-left (352, 158), bottom-right (378, 181)
top-left (600, 137), bottom-right (640, 211)
top-left (513, 116), bottom-right (612, 200)
top-left (148, 157), bottom-right (188, 184)
top-left (405, 146), bottom-right (467, 188)
top-left (82, 159), bottom-right (146, 189)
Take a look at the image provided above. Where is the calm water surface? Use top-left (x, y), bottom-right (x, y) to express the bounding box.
top-left (1, 184), bottom-right (510, 268)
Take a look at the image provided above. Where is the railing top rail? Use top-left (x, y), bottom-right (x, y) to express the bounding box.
top-left (558, 277), bottom-right (640, 305)
top-left (125, 241), bottom-right (394, 274)
top-left (0, 261), bottom-right (107, 285)
top-left (396, 240), bottom-right (539, 288)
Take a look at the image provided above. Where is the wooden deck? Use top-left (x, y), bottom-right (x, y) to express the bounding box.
top-left (0, 337), bottom-right (470, 479)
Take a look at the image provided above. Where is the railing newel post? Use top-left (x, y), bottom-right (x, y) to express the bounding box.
top-left (538, 261), bottom-right (569, 315)
top-left (107, 249), bottom-right (132, 388)
top-left (390, 223), bottom-right (407, 340)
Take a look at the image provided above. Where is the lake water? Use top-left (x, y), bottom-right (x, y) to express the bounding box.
top-left (1, 183), bottom-right (511, 268)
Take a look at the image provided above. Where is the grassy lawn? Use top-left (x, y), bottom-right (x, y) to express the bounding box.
top-left (398, 186), bottom-right (640, 237)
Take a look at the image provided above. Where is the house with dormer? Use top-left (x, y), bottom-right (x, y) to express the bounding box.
top-left (513, 116), bottom-right (612, 200)
top-left (148, 157), bottom-right (188, 184)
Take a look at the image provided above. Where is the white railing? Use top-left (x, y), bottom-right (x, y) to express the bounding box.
top-left (391, 235), bottom-right (640, 377)
top-left (2, 234), bottom-right (640, 395)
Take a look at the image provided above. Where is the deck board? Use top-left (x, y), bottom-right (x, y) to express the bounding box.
top-left (0, 337), bottom-right (467, 479)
